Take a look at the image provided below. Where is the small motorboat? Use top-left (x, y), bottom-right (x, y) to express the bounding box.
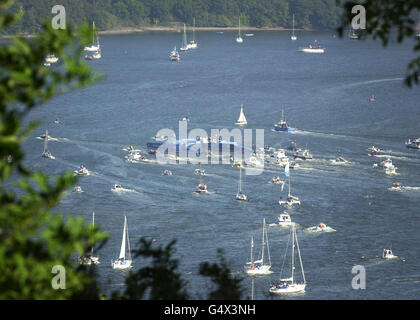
top-left (277, 212), bottom-right (292, 226)
top-left (195, 168), bottom-right (205, 176)
top-left (299, 40), bottom-right (325, 53)
top-left (382, 249), bottom-right (397, 259)
top-left (236, 191), bottom-right (248, 201)
top-left (405, 138), bottom-right (420, 150)
top-left (162, 170), bottom-right (173, 176)
top-left (73, 186), bottom-right (83, 193)
top-left (74, 165), bottom-right (89, 176)
top-left (289, 161), bottom-right (300, 169)
top-left (111, 184), bottom-right (123, 192)
top-left (275, 149), bottom-right (289, 166)
top-left (54, 118), bottom-right (60, 124)
top-left (170, 46), bottom-right (180, 62)
top-left (279, 195), bottom-right (301, 206)
top-left (369, 95), bottom-right (375, 102)
top-left (196, 183), bottom-right (207, 194)
top-left (85, 55), bottom-right (93, 61)
top-left (331, 156), bottom-right (349, 164)
top-left (293, 149), bottom-right (313, 160)
top-left (272, 176), bottom-right (284, 184)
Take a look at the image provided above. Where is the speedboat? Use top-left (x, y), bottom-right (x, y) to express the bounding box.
top-left (405, 138), bottom-right (420, 150)
top-left (111, 184), bottom-right (123, 192)
top-left (367, 145), bottom-right (382, 156)
top-left (305, 223), bottom-right (336, 232)
top-left (74, 165), bottom-right (89, 176)
top-left (275, 149), bottom-right (289, 166)
top-left (45, 54), bottom-right (59, 65)
top-left (293, 149), bottom-right (313, 160)
top-left (196, 183), bottom-right (207, 194)
top-left (73, 186), bottom-right (83, 193)
top-left (376, 158), bottom-right (397, 174)
top-left (330, 156), bottom-right (348, 164)
top-left (78, 256), bottom-right (92, 266)
top-left (299, 40), bottom-right (325, 53)
top-left (369, 95), bottom-right (375, 102)
top-left (382, 249), bottom-right (397, 259)
top-left (162, 170), bottom-right (173, 176)
top-left (277, 212), bottom-right (292, 226)
top-left (279, 195), bottom-right (301, 206)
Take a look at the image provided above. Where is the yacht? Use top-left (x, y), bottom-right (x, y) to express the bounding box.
top-left (277, 212), bottom-right (292, 226)
top-left (244, 219), bottom-right (272, 275)
top-left (275, 149), bottom-right (289, 166)
top-left (187, 18), bottom-right (198, 49)
top-left (405, 138), bottom-right (420, 149)
top-left (236, 166), bottom-right (247, 201)
top-left (235, 104), bottom-right (247, 126)
top-left (299, 40), bottom-right (325, 53)
top-left (180, 24), bottom-right (189, 51)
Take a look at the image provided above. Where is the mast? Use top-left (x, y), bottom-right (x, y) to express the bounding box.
top-left (295, 227), bottom-right (306, 284)
top-left (288, 171), bottom-right (291, 197)
top-left (292, 14), bottom-right (295, 37)
top-left (238, 166), bottom-right (242, 193)
top-left (91, 211), bottom-right (95, 257)
top-left (92, 21), bottom-right (96, 45)
top-left (238, 16), bottom-right (241, 38)
top-left (250, 236), bottom-right (254, 264)
top-left (183, 24), bottom-right (187, 47)
top-left (43, 130), bottom-right (48, 153)
top-left (265, 218), bottom-right (271, 266)
top-left (126, 216), bottom-right (131, 261)
top-left (291, 225), bottom-right (295, 284)
top-left (261, 218), bottom-right (265, 264)
top-left (193, 18), bottom-right (195, 42)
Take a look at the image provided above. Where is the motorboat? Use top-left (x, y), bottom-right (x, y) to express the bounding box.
top-left (299, 40), bottom-right (324, 53)
top-left (74, 165), bottom-right (89, 176)
top-left (277, 212), bottom-right (292, 226)
top-left (272, 176), bottom-right (284, 185)
top-left (382, 249), bottom-right (397, 259)
top-left (274, 108), bottom-right (296, 132)
top-left (196, 183), bottom-right (207, 194)
top-left (369, 95), bottom-right (375, 102)
top-left (391, 181), bottom-right (402, 190)
top-left (275, 149), bottom-right (289, 166)
top-left (195, 168), bottom-right (205, 175)
top-left (111, 184), bottom-right (123, 192)
top-left (162, 170), bottom-right (173, 176)
top-left (45, 54), bottom-right (59, 65)
top-left (293, 148), bottom-right (313, 160)
top-left (170, 46), bottom-right (180, 62)
top-left (289, 161), bottom-right (300, 169)
top-left (330, 156), bottom-right (348, 164)
top-left (405, 138), bottom-right (420, 150)
top-left (73, 186), bottom-right (83, 193)
top-left (279, 195), bottom-right (301, 206)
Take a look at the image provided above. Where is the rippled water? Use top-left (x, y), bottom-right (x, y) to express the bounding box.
top-left (23, 31), bottom-right (420, 299)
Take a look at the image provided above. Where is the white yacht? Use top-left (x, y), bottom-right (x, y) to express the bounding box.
top-left (187, 18), bottom-right (198, 49)
top-left (244, 219), bottom-right (272, 275)
top-left (279, 163), bottom-right (301, 206)
top-left (112, 216), bottom-right (132, 269)
top-left (277, 212), bottom-right (293, 226)
top-left (180, 24), bottom-right (189, 51)
top-left (84, 21), bottom-right (100, 52)
top-left (270, 226), bottom-right (306, 294)
top-left (382, 248), bottom-right (397, 259)
top-left (79, 212), bottom-right (100, 265)
top-left (41, 130), bottom-right (55, 160)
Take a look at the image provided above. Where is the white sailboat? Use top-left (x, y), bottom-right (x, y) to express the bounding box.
top-left (41, 130), bottom-right (55, 159)
top-left (235, 104), bottom-right (247, 126)
top-left (187, 18), bottom-right (198, 49)
top-left (279, 163), bottom-right (300, 206)
top-left (79, 212), bottom-right (100, 265)
top-left (84, 21), bottom-right (100, 52)
top-left (180, 24), bottom-right (189, 51)
top-left (291, 14), bottom-right (297, 40)
top-left (236, 16), bottom-right (243, 43)
top-left (270, 225), bottom-right (306, 294)
top-left (112, 216), bottom-right (132, 269)
top-left (244, 218), bottom-right (272, 275)
top-left (236, 165), bottom-right (247, 201)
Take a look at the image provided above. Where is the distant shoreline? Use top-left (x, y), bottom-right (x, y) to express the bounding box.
top-left (1, 26), bottom-right (314, 38)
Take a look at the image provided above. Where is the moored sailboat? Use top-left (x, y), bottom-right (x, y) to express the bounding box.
top-left (112, 216), bottom-right (132, 269)
top-left (291, 14), bottom-right (297, 40)
top-left (244, 218), bottom-right (272, 275)
top-left (84, 22), bottom-right (100, 52)
top-left (236, 16), bottom-right (243, 43)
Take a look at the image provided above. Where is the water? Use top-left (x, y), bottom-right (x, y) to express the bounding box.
top-left (23, 31), bottom-right (420, 299)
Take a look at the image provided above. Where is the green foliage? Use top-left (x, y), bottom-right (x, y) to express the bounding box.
top-left (337, 0), bottom-right (420, 86)
top-left (0, 0), bottom-right (107, 299)
top-left (2, 0), bottom-right (344, 33)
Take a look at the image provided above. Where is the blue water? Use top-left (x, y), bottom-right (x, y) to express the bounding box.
top-left (24, 31), bottom-right (420, 299)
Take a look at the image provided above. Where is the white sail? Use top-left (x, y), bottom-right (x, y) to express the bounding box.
top-left (84, 21), bottom-right (100, 51)
top-left (236, 104), bottom-right (247, 125)
top-left (43, 130), bottom-right (48, 153)
top-left (118, 216), bottom-right (127, 259)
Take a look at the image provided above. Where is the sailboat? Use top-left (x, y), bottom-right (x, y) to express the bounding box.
top-left (236, 165), bottom-right (247, 201)
top-left (236, 16), bottom-right (243, 43)
top-left (235, 104), bottom-right (247, 126)
top-left (41, 130), bottom-right (55, 159)
top-left (180, 24), bottom-right (189, 51)
top-left (187, 18), bottom-right (198, 49)
top-left (291, 14), bottom-right (297, 40)
top-left (279, 163), bottom-right (300, 206)
top-left (84, 21), bottom-right (100, 52)
top-left (170, 46), bottom-right (180, 62)
top-left (112, 216), bottom-right (132, 269)
top-left (79, 212), bottom-right (100, 265)
top-left (274, 108), bottom-right (296, 132)
top-left (270, 225), bottom-right (306, 294)
top-left (244, 218), bottom-right (272, 275)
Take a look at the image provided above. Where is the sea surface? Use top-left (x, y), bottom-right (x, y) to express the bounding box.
top-left (23, 30), bottom-right (420, 299)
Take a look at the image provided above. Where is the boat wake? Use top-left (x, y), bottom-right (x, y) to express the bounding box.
top-left (304, 226), bottom-right (336, 233)
top-left (388, 186), bottom-right (420, 192)
top-left (111, 187), bottom-right (138, 193)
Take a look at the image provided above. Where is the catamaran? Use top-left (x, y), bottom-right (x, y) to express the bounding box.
top-left (79, 212), bottom-right (100, 265)
top-left (112, 216), bottom-right (132, 269)
top-left (187, 18), bottom-right (198, 49)
top-left (84, 21), bottom-right (100, 52)
top-left (236, 16), bottom-right (243, 43)
top-left (236, 165), bottom-right (247, 201)
top-left (279, 163), bottom-right (301, 206)
top-left (274, 108), bottom-right (296, 132)
top-left (180, 24), bottom-right (189, 51)
top-left (244, 218), bottom-right (272, 275)
top-left (41, 130), bottom-right (55, 160)
top-left (270, 225), bottom-right (306, 294)
top-left (291, 14), bottom-right (297, 40)
top-left (235, 104), bottom-right (247, 125)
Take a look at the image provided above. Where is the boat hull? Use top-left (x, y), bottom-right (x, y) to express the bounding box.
top-left (274, 126), bottom-right (296, 132)
top-left (270, 283), bottom-right (306, 294)
top-left (112, 259), bottom-right (132, 269)
top-left (244, 264), bottom-right (272, 275)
